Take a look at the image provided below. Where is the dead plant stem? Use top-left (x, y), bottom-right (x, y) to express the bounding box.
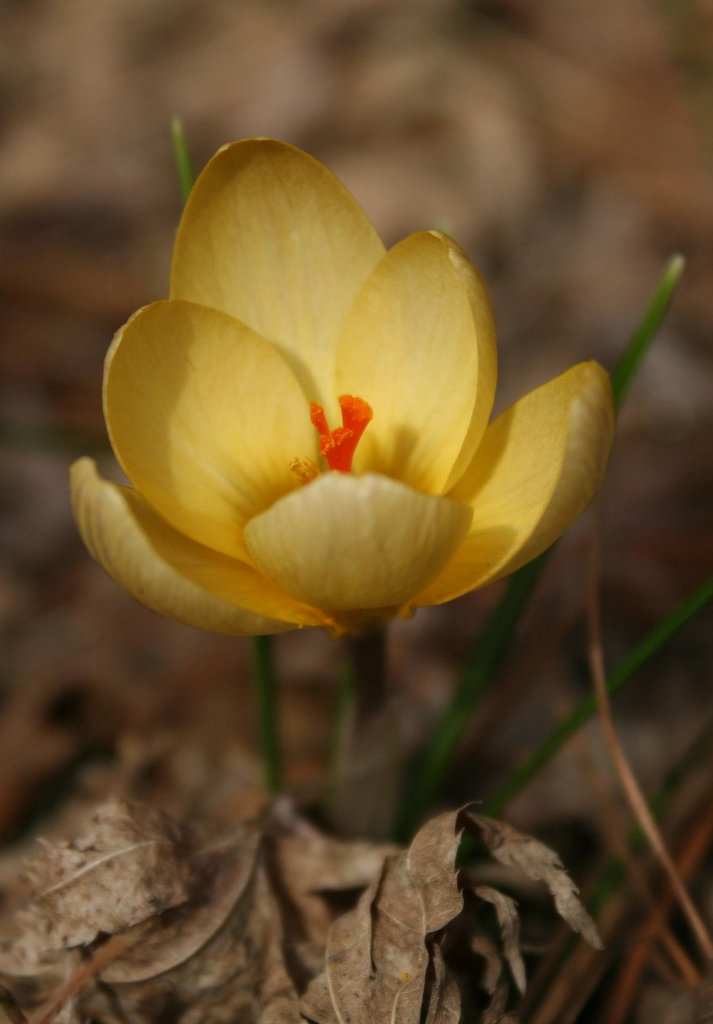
top-left (29, 927), bottom-right (145, 1024)
top-left (567, 684), bottom-right (697, 989)
top-left (586, 500), bottom-right (713, 965)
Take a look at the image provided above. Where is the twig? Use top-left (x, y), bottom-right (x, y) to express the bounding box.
top-left (526, 706), bottom-right (713, 1020)
top-left (567, 694), bottom-right (698, 995)
top-left (602, 796), bottom-right (713, 1022)
top-left (586, 499), bottom-right (713, 964)
top-left (29, 927), bottom-right (146, 1024)
top-left (484, 567), bottom-right (713, 817)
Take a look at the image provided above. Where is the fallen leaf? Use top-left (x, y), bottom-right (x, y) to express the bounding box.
top-left (470, 934), bottom-right (509, 1024)
top-left (1, 800), bottom-right (603, 1022)
top-left (465, 813), bottom-right (603, 950)
top-left (423, 943), bottom-right (461, 1023)
top-left (98, 819), bottom-right (261, 982)
top-left (29, 930), bottom-right (147, 1024)
top-left (84, 821), bottom-right (281, 1023)
top-left (474, 885), bottom-right (525, 994)
top-left (23, 799), bottom-right (190, 948)
top-left (406, 810), bottom-right (464, 932)
top-left (272, 804), bottom-right (396, 950)
top-left (301, 810), bottom-right (464, 1024)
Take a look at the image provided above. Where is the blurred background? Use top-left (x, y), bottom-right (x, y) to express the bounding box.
top-left (0, 0), bottom-right (711, 880)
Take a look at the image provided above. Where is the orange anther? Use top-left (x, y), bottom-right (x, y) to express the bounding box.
top-left (310, 394), bottom-right (373, 473)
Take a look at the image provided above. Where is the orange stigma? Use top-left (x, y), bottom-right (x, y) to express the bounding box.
top-left (310, 394), bottom-right (373, 473)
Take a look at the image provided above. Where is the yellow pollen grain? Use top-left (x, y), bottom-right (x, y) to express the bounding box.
top-left (289, 456), bottom-right (320, 484)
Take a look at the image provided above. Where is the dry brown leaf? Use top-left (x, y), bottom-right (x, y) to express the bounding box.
top-left (248, 864), bottom-right (303, 1024)
top-left (2, 803), bottom-right (284, 1023)
top-left (98, 818), bottom-right (261, 982)
top-left (465, 813), bottom-right (603, 950)
top-left (84, 820), bottom-right (280, 1022)
top-left (423, 943), bottom-right (461, 1024)
top-left (1, 800), bottom-right (603, 1022)
top-left (22, 798), bottom-right (189, 949)
top-left (274, 822), bottom-right (396, 894)
top-left (272, 803), bottom-right (396, 951)
top-left (470, 934), bottom-right (511, 1024)
top-left (0, 920), bottom-right (62, 986)
top-left (5, 798), bottom-right (392, 1023)
top-left (300, 810), bottom-right (464, 1024)
top-left (474, 886), bottom-right (525, 995)
top-left (29, 930), bottom-right (148, 1024)
top-left (406, 810), bottom-right (464, 932)
top-left (0, 800), bottom-right (194, 1010)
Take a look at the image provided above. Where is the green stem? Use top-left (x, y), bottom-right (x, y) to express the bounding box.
top-left (395, 555), bottom-right (545, 841)
top-left (327, 657), bottom-right (357, 793)
top-left (250, 635), bottom-right (281, 795)
top-left (482, 570), bottom-right (713, 818)
top-left (171, 116), bottom-right (196, 205)
top-left (611, 253), bottom-right (686, 412)
top-left (344, 628), bottom-right (390, 729)
top-left (326, 628), bottom-right (394, 837)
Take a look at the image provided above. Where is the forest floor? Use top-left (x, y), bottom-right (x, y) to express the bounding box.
top-left (0, 1), bottom-right (712, 1020)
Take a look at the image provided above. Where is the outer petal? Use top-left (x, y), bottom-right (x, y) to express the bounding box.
top-left (104, 299), bottom-right (317, 561)
top-left (243, 473), bottom-right (473, 612)
top-left (71, 458), bottom-right (326, 634)
top-left (170, 138), bottom-right (386, 407)
top-left (335, 232), bottom-right (484, 494)
top-left (415, 362), bottom-right (615, 606)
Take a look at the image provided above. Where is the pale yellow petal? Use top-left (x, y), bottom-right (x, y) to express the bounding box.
top-left (71, 458), bottom-right (326, 634)
top-left (170, 138), bottom-right (386, 406)
top-left (416, 362), bottom-right (615, 605)
top-left (335, 231), bottom-right (483, 493)
top-left (243, 472), bottom-right (472, 612)
top-left (436, 233), bottom-right (498, 490)
top-left (104, 299), bottom-right (317, 561)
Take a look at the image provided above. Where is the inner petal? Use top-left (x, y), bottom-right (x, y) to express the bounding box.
top-left (334, 231), bottom-right (482, 494)
top-left (170, 139), bottom-right (386, 409)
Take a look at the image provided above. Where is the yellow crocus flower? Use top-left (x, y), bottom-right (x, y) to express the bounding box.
top-left (71, 139), bottom-right (614, 636)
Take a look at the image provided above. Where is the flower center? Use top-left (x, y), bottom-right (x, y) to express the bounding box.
top-left (310, 394), bottom-right (373, 473)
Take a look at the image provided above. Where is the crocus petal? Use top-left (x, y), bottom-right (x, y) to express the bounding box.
top-left (243, 472), bottom-right (473, 612)
top-left (416, 362), bottom-right (614, 606)
top-left (170, 139), bottom-right (386, 408)
top-left (335, 231), bottom-right (485, 494)
top-left (436, 233), bottom-right (498, 491)
top-left (104, 299), bottom-right (317, 561)
top-left (71, 458), bottom-right (326, 634)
